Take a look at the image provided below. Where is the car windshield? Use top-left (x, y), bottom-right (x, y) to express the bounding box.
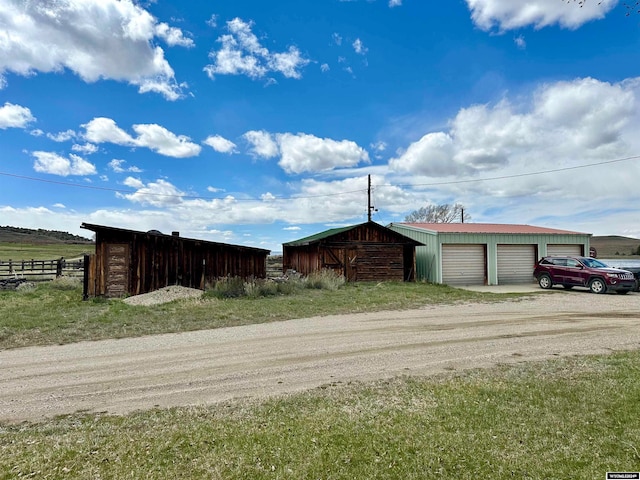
top-left (581, 258), bottom-right (609, 268)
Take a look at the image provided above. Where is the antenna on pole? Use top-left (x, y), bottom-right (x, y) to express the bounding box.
top-left (367, 174), bottom-right (377, 222)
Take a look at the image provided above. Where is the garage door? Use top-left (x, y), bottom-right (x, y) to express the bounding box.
top-left (547, 244), bottom-right (583, 256)
top-left (442, 244), bottom-right (486, 286)
top-left (497, 244), bottom-right (536, 284)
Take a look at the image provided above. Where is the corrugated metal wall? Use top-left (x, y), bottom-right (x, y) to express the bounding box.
top-left (388, 224), bottom-right (590, 285)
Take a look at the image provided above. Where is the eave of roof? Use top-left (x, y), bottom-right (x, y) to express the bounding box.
top-left (391, 222), bottom-right (591, 236)
top-left (80, 222), bottom-right (271, 254)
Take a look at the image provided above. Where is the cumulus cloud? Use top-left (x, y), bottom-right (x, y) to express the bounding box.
top-left (204, 18), bottom-right (309, 81)
top-left (0, 102), bottom-right (35, 129)
top-left (47, 130), bottom-right (76, 142)
top-left (82, 117), bottom-right (201, 158)
top-left (117, 178), bottom-right (185, 207)
top-left (243, 130), bottom-right (370, 174)
top-left (32, 151), bottom-right (97, 176)
top-left (276, 133), bottom-right (370, 174)
top-left (203, 135), bottom-right (238, 154)
top-left (243, 130), bottom-right (280, 158)
top-left (390, 77), bottom-right (640, 200)
top-left (0, 0), bottom-right (189, 100)
top-left (465, 0), bottom-right (617, 31)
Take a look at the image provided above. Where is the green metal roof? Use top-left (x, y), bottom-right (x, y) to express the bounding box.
top-left (282, 225), bottom-right (356, 247)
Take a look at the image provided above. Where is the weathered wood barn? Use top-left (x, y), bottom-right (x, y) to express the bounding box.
top-left (81, 223), bottom-right (270, 298)
top-left (282, 221), bottom-right (423, 282)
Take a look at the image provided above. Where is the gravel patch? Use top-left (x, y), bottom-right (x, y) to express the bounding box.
top-left (122, 285), bottom-right (204, 306)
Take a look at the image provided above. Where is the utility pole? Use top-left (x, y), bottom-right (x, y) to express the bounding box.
top-left (367, 174), bottom-right (377, 222)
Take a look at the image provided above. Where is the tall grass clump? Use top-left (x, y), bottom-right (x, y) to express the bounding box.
top-left (205, 270), bottom-right (345, 299)
top-left (303, 268), bottom-right (345, 290)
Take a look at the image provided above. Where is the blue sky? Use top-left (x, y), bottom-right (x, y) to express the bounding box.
top-left (1, 0), bottom-right (640, 252)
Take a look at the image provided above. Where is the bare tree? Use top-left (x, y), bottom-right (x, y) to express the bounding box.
top-left (404, 203), bottom-right (471, 223)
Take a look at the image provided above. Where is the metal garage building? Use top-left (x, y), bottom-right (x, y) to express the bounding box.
top-left (387, 223), bottom-right (591, 286)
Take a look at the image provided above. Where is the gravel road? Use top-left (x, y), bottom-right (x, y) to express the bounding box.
top-left (2, 290), bottom-right (640, 424)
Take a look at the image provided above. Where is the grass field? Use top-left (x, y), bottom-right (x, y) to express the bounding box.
top-left (0, 278), bottom-right (505, 350)
top-left (1, 351), bottom-right (638, 479)
top-left (0, 242), bottom-right (93, 261)
top-left (1, 236), bottom-right (639, 478)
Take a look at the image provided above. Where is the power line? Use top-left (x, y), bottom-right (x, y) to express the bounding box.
top-left (1, 153), bottom-right (638, 201)
top-left (378, 154), bottom-right (640, 189)
top-left (0, 171), bottom-right (367, 201)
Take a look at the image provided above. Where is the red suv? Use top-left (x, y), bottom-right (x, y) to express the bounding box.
top-left (533, 256), bottom-right (636, 294)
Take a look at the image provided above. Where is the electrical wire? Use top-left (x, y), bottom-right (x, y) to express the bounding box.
top-left (1, 153), bottom-right (638, 201)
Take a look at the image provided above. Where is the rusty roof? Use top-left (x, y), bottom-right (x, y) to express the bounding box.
top-left (392, 223), bottom-right (590, 235)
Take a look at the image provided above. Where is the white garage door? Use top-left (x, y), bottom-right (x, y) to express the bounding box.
top-left (497, 244), bottom-right (536, 284)
top-left (442, 244), bottom-right (486, 286)
top-left (547, 244), bottom-right (583, 256)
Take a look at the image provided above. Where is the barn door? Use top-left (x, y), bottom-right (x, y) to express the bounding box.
top-left (105, 243), bottom-right (130, 297)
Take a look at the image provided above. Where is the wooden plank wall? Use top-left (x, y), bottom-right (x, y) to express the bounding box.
top-left (91, 231), bottom-right (267, 297)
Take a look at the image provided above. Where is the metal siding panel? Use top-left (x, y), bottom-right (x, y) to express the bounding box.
top-left (497, 244), bottom-right (536, 284)
top-left (442, 244), bottom-right (486, 285)
top-left (548, 244), bottom-right (583, 256)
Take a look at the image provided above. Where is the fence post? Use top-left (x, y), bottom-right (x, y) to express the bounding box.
top-left (56, 257), bottom-right (64, 278)
top-left (83, 255), bottom-right (90, 300)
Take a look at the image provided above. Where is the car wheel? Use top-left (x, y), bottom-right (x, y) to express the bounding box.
top-left (589, 278), bottom-right (606, 294)
top-left (538, 274), bottom-right (552, 289)
top-left (562, 285), bottom-right (573, 290)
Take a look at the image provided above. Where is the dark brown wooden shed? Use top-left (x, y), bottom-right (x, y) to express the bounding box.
top-left (282, 221), bottom-right (423, 282)
top-left (81, 223), bottom-right (270, 298)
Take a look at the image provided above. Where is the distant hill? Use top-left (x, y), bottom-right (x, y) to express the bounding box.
top-left (0, 226), bottom-right (93, 244)
top-left (591, 235), bottom-right (640, 258)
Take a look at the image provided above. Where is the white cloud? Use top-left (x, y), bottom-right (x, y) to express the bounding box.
top-left (32, 151), bottom-right (97, 176)
top-left (243, 130), bottom-right (370, 174)
top-left (154, 22), bottom-right (194, 48)
top-left (118, 178), bottom-right (184, 207)
top-left (109, 159), bottom-right (142, 173)
top-left (204, 18), bottom-right (309, 81)
top-left (82, 117), bottom-right (201, 158)
top-left (47, 130), bottom-right (76, 142)
top-left (83, 118), bottom-right (136, 146)
top-left (332, 33), bottom-right (343, 46)
top-left (283, 226), bottom-right (301, 231)
top-left (389, 77), bottom-right (640, 208)
top-left (132, 124), bottom-right (201, 158)
top-left (514, 35), bottom-right (526, 49)
top-left (277, 133), bottom-right (371, 174)
top-left (243, 130), bottom-right (280, 158)
top-left (321, 63), bottom-right (330, 73)
top-left (353, 38), bottom-right (368, 55)
top-left (389, 0), bottom-right (402, 6)
top-left (465, 0), bottom-right (618, 31)
top-left (72, 143), bottom-right (99, 155)
top-left (0, 0), bottom-right (189, 100)
top-left (203, 135), bottom-right (238, 154)
top-left (0, 102), bottom-right (35, 129)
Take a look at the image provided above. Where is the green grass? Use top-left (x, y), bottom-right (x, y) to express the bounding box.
top-left (0, 242), bottom-right (92, 261)
top-left (1, 351), bottom-right (639, 479)
top-left (0, 278), bottom-right (515, 350)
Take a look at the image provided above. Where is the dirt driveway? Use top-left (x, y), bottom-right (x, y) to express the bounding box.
top-left (2, 290), bottom-right (640, 424)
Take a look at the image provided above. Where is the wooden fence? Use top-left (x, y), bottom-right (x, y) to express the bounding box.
top-left (0, 257), bottom-right (85, 280)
